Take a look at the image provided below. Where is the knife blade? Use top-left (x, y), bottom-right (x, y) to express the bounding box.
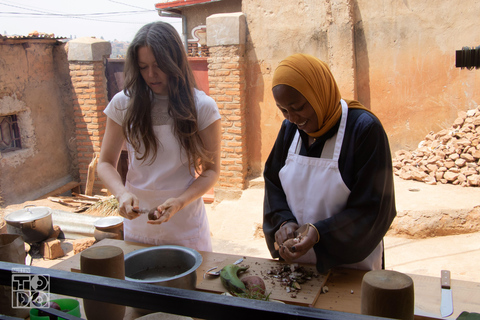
top-left (132, 208), bottom-right (156, 215)
top-left (440, 270), bottom-right (453, 317)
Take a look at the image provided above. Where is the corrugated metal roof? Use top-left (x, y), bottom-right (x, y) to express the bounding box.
top-left (0, 34), bottom-right (68, 41)
top-left (155, 0), bottom-right (222, 10)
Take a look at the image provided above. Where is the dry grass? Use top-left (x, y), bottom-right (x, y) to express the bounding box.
top-left (84, 196), bottom-right (119, 216)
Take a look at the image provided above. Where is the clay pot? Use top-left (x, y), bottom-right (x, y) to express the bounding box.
top-left (361, 270), bottom-right (414, 320)
top-left (0, 234), bottom-right (30, 318)
top-left (80, 245), bottom-right (126, 320)
top-left (0, 217), bottom-right (7, 234)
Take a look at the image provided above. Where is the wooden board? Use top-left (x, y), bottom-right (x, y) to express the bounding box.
top-left (52, 239), bottom-right (328, 306)
top-left (48, 239), bottom-right (480, 320)
top-left (196, 254), bottom-right (329, 306)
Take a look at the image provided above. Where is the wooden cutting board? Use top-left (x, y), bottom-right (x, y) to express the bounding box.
top-left (52, 240), bottom-right (329, 307)
top-left (196, 254), bottom-right (330, 306)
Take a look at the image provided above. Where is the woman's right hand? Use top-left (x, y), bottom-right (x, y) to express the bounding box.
top-left (116, 191), bottom-right (141, 220)
top-left (275, 221), bottom-right (299, 249)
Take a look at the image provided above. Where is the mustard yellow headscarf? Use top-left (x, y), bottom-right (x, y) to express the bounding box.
top-left (272, 53), bottom-right (370, 138)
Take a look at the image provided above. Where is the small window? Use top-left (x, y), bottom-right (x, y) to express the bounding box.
top-left (0, 114), bottom-right (22, 152)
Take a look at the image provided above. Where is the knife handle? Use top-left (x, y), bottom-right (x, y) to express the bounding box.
top-left (441, 270), bottom-right (451, 289)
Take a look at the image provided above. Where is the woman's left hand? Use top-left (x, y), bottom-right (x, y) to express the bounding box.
top-left (278, 226), bottom-right (318, 262)
top-left (146, 197), bottom-right (184, 225)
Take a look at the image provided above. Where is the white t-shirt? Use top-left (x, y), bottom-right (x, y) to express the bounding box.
top-left (105, 88), bottom-right (220, 131)
top-left (104, 89), bottom-right (221, 191)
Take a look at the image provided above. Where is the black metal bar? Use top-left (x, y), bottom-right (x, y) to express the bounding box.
top-left (456, 50), bottom-right (464, 68)
top-left (0, 261), bottom-right (389, 320)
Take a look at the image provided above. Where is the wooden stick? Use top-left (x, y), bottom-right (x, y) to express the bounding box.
top-left (72, 192), bottom-right (104, 200)
top-left (85, 154), bottom-right (98, 196)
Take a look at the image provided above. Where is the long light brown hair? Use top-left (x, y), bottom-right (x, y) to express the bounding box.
top-left (123, 21), bottom-right (211, 175)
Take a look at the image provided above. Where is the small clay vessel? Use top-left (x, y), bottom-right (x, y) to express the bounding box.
top-left (0, 234), bottom-right (30, 318)
top-left (80, 245), bottom-right (126, 320)
top-left (361, 269), bottom-right (414, 320)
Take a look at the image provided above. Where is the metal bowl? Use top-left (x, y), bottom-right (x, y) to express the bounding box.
top-left (124, 245), bottom-right (202, 290)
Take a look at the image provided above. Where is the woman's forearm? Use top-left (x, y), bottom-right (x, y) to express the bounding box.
top-left (97, 161), bottom-right (129, 199)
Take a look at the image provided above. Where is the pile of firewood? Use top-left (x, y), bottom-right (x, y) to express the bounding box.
top-left (47, 154), bottom-right (119, 216)
top-left (48, 193), bottom-right (118, 215)
top-left (393, 107), bottom-right (480, 187)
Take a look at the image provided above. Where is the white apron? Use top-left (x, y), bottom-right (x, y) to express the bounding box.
top-left (279, 99), bottom-right (382, 270)
top-left (123, 124), bottom-right (212, 252)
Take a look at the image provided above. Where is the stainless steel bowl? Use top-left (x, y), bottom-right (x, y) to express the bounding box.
top-left (124, 245), bottom-right (202, 290)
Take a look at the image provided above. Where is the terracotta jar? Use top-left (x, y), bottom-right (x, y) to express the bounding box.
top-left (361, 270), bottom-right (414, 320)
top-left (0, 234), bottom-right (29, 318)
top-left (80, 245), bottom-right (126, 320)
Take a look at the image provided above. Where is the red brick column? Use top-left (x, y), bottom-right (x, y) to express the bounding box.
top-left (207, 13), bottom-right (248, 194)
top-left (208, 45), bottom-right (247, 190)
top-left (68, 38), bottom-right (111, 195)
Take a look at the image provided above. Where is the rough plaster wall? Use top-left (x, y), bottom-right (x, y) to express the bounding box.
top-left (242, 0), bottom-right (333, 177)
top-left (355, 0), bottom-right (480, 152)
top-left (242, 0), bottom-right (480, 176)
top-left (0, 42), bottom-right (76, 205)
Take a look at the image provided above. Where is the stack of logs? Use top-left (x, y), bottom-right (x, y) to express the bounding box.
top-left (393, 107), bottom-right (480, 187)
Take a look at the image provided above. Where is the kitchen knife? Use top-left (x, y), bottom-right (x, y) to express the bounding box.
top-left (132, 208), bottom-right (154, 214)
top-left (440, 270), bottom-right (453, 317)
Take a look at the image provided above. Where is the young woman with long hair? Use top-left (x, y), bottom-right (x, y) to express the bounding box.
top-left (98, 22), bottom-right (221, 251)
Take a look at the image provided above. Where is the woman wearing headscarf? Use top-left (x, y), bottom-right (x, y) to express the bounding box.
top-left (263, 53), bottom-right (396, 273)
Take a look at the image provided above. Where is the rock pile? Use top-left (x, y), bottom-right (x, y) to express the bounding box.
top-left (393, 107), bottom-right (480, 187)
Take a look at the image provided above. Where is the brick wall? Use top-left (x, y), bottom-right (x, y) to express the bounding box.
top-left (69, 61), bottom-right (107, 195)
top-left (208, 45), bottom-right (247, 190)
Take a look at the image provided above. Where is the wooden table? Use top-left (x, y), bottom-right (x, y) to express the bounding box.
top-left (51, 239), bottom-right (480, 320)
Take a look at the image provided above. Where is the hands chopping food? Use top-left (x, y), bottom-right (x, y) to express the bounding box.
top-left (117, 191), bottom-right (185, 226)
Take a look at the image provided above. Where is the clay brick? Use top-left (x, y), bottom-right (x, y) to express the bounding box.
top-left (75, 82), bottom-right (90, 88)
top-left (40, 239), bottom-right (65, 260)
top-left (49, 225), bottom-right (62, 239)
top-left (226, 90), bottom-right (240, 96)
top-left (223, 63), bottom-right (240, 69)
top-left (218, 83), bottom-right (234, 89)
top-left (216, 96), bottom-right (233, 102)
top-left (72, 237), bottom-right (96, 254)
top-left (215, 70), bottom-right (231, 76)
top-left (226, 129), bottom-right (243, 135)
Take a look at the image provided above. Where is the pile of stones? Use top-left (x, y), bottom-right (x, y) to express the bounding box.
top-left (393, 107), bottom-right (480, 187)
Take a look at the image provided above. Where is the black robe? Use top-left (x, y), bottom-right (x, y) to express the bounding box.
top-left (263, 108), bottom-right (397, 273)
